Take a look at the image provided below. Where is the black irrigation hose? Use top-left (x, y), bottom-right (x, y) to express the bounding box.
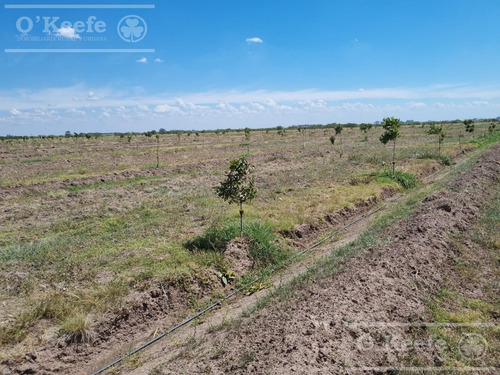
top-left (92, 195), bottom-right (401, 374)
top-left (92, 158), bottom-right (463, 374)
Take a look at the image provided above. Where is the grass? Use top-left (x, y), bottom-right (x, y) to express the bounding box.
top-left (0, 124), bottom-right (497, 360)
top-left (185, 219), bottom-right (290, 267)
top-left (376, 169), bottom-right (418, 189)
top-left (415, 151), bottom-right (451, 166)
top-left (59, 313), bottom-right (96, 344)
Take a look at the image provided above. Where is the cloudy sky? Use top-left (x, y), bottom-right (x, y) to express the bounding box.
top-left (1, 0), bottom-right (499, 135)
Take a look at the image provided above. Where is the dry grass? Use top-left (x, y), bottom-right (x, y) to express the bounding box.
top-left (0, 122), bottom-right (494, 358)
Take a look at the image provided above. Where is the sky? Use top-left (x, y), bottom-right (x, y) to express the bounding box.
top-left (1, 0), bottom-right (500, 136)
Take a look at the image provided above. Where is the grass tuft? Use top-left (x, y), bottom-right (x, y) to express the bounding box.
top-left (59, 313), bottom-right (96, 344)
top-left (185, 220), bottom-right (289, 267)
top-left (376, 170), bottom-right (417, 189)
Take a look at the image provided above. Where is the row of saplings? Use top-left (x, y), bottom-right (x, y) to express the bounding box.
top-left (205, 117), bottom-right (495, 287)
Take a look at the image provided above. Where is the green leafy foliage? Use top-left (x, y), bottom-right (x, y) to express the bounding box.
top-left (215, 157), bottom-right (256, 205)
top-left (334, 124), bottom-right (343, 135)
top-left (359, 123), bottom-right (373, 141)
top-left (379, 117), bottom-right (402, 173)
top-left (244, 280), bottom-right (272, 296)
top-left (379, 117), bottom-right (401, 144)
top-left (464, 119), bottom-right (475, 133)
top-left (377, 170), bottom-right (417, 189)
top-left (427, 123), bottom-right (446, 155)
top-left (438, 155), bottom-right (451, 166)
top-left (216, 265), bottom-right (235, 286)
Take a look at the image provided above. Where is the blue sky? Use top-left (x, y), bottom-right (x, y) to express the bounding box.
top-left (1, 0), bottom-right (500, 135)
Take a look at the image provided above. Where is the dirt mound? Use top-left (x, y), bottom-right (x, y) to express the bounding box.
top-left (0, 271), bottom-right (218, 375)
top-left (283, 193), bottom-right (389, 247)
top-left (224, 239), bottom-right (253, 275)
top-left (153, 144), bottom-right (500, 374)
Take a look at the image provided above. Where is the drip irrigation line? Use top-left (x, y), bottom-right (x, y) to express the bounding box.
top-left (92, 194), bottom-right (400, 374)
top-left (93, 158), bottom-right (463, 374)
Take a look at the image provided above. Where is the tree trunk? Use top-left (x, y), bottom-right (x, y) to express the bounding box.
top-left (392, 139), bottom-right (396, 175)
top-left (156, 137), bottom-right (160, 168)
top-left (239, 201), bottom-right (244, 237)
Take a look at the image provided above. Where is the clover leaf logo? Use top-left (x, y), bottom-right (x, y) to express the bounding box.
top-left (117, 15), bottom-right (147, 43)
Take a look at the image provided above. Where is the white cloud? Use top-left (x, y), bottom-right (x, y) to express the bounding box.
top-left (409, 101), bottom-right (426, 108)
top-left (216, 102), bottom-right (241, 114)
top-left (87, 91), bottom-right (102, 101)
top-left (250, 102), bottom-right (266, 111)
top-left (471, 101), bottom-right (488, 106)
top-left (66, 108), bottom-right (86, 116)
top-left (246, 37), bottom-right (263, 44)
top-left (55, 26), bottom-right (81, 39)
top-left (2, 83), bottom-right (500, 135)
top-left (154, 58), bottom-right (164, 63)
top-left (10, 108), bottom-right (22, 116)
top-left (154, 104), bottom-right (182, 114)
top-left (136, 57), bottom-right (147, 63)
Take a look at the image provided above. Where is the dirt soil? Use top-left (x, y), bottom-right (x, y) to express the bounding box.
top-left (0, 179), bottom-right (396, 375)
top-left (120, 144), bottom-right (500, 374)
top-left (1, 142), bottom-right (497, 375)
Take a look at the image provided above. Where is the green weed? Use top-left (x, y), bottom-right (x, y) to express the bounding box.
top-left (376, 170), bottom-right (417, 189)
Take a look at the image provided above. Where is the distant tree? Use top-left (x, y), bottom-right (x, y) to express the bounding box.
top-left (334, 124), bottom-right (343, 144)
top-left (64, 131), bottom-right (72, 138)
top-left (464, 119), bottom-right (475, 138)
top-left (299, 126), bottom-right (307, 149)
top-left (244, 127), bottom-right (251, 153)
top-left (215, 157), bottom-right (257, 237)
top-left (159, 128), bottom-right (167, 134)
top-left (329, 134), bottom-right (343, 158)
top-left (85, 133), bottom-right (92, 140)
top-left (488, 122), bottom-right (497, 133)
top-left (379, 117), bottom-right (402, 174)
top-left (155, 134), bottom-right (160, 168)
top-left (427, 123), bottom-right (446, 155)
top-left (359, 123), bottom-right (373, 141)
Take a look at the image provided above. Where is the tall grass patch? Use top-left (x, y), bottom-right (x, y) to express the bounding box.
top-left (185, 219), bottom-right (289, 267)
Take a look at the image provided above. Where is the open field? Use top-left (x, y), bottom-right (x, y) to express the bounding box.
top-left (128, 132), bottom-right (500, 375)
top-left (0, 122), bottom-right (498, 372)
